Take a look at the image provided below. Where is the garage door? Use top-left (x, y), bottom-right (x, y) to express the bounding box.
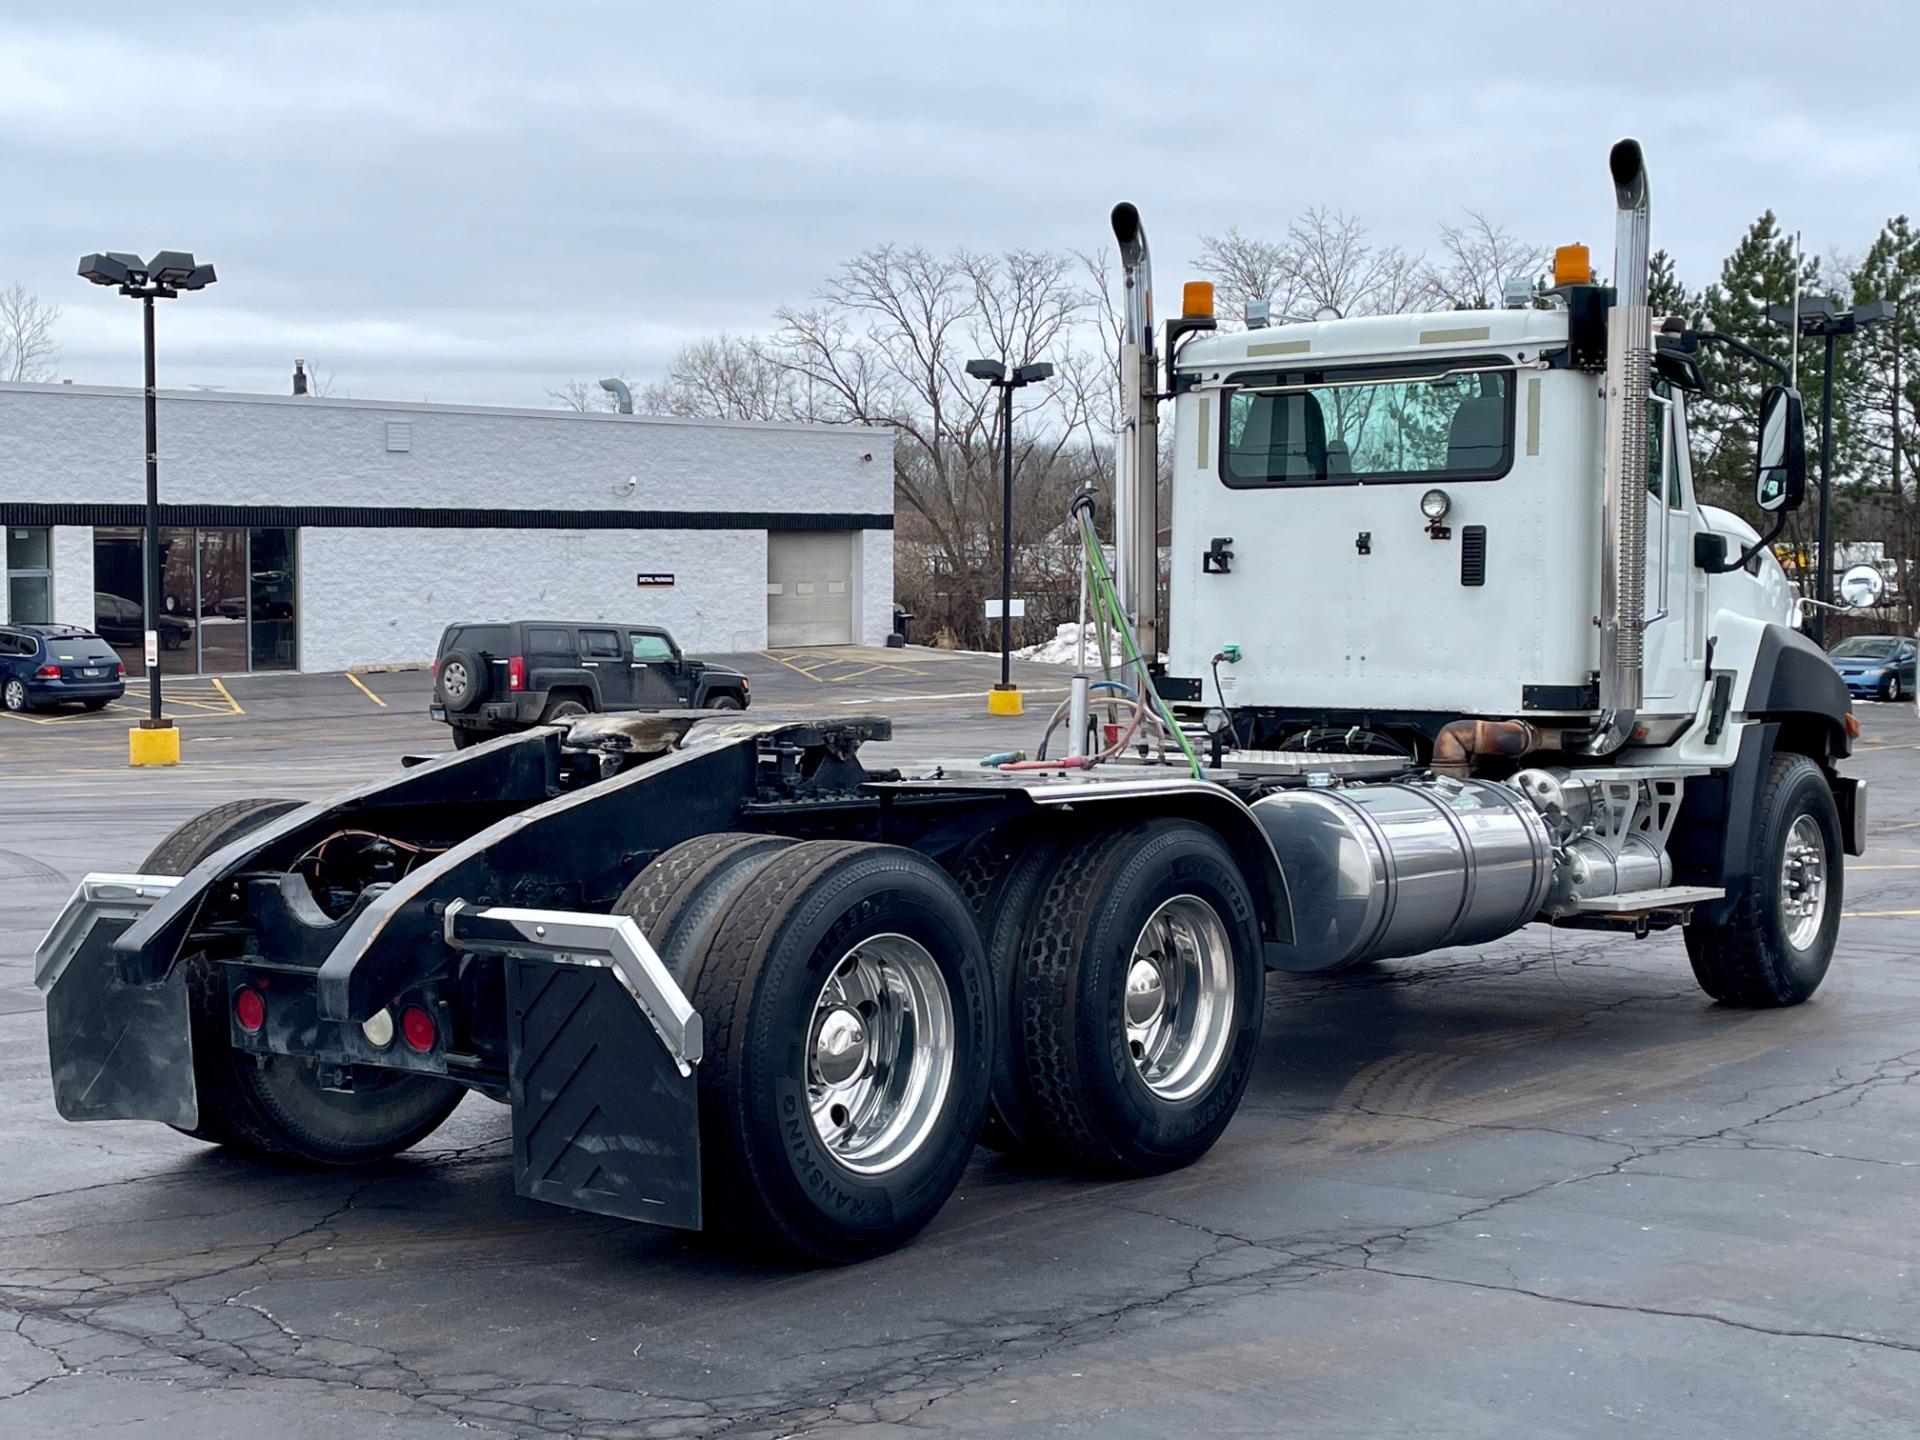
top-left (767, 531), bottom-right (853, 647)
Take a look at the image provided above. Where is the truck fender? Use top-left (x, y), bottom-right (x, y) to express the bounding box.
top-left (1026, 782), bottom-right (1295, 956)
top-left (1743, 623), bottom-right (1853, 760)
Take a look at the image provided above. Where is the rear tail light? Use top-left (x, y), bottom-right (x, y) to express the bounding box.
top-left (507, 655), bottom-right (525, 691)
top-left (234, 987), bottom-right (266, 1033)
top-left (431, 658), bottom-right (439, 681)
top-left (35, 664), bottom-right (59, 678)
top-left (400, 1005), bottom-right (436, 1052)
top-left (115, 662), bottom-right (125, 675)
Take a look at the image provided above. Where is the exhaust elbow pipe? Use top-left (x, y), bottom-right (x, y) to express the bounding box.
top-left (1110, 202), bottom-right (1160, 665)
top-left (1588, 139), bottom-right (1651, 756)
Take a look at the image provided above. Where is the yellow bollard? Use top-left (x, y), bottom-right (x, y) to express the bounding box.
top-left (129, 724), bottom-right (180, 766)
top-left (987, 684), bottom-right (1023, 717)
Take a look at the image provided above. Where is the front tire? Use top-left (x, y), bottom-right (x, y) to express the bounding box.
top-left (1016, 819), bottom-right (1263, 1175)
top-left (144, 798), bottom-right (465, 1162)
top-left (1886, 675), bottom-right (1903, 703)
top-left (1684, 753), bottom-right (1843, 1007)
top-left (707, 693), bottom-right (744, 711)
top-left (667, 841), bottom-right (992, 1262)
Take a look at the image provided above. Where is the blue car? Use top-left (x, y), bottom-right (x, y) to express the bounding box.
top-left (1828, 634), bottom-right (1917, 703)
top-left (0, 624), bottom-right (127, 714)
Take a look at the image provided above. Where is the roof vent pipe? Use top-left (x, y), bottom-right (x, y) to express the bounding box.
top-left (292, 358), bottom-right (308, 396)
top-left (1589, 139), bottom-right (1650, 755)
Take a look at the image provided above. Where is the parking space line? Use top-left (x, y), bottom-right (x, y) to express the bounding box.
top-left (1843, 909), bottom-right (1920, 918)
top-left (760, 651), bottom-right (828, 682)
top-left (210, 678), bottom-right (244, 714)
top-left (346, 673), bottom-right (388, 708)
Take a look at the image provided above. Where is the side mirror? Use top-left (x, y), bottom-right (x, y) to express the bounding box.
top-left (1838, 563), bottom-right (1886, 609)
top-left (1754, 384), bottom-right (1807, 513)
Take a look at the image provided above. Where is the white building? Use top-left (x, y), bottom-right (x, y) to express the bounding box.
top-left (0, 382), bottom-right (894, 675)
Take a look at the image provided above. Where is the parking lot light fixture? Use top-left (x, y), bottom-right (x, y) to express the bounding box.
top-left (1766, 294), bottom-right (1888, 644)
top-left (78, 249), bottom-right (218, 764)
top-left (967, 358), bottom-right (1056, 715)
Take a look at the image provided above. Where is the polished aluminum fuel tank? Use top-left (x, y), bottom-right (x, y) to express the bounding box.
top-left (1252, 778), bottom-right (1554, 973)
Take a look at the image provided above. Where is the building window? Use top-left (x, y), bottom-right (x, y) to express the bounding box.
top-left (91, 526), bottom-right (300, 674)
top-left (6, 527), bottom-right (52, 624)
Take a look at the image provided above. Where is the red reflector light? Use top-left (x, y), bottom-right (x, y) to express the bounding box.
top-left (234, 987), bottom-right (266, 1033)
top-left (115, 662), bottom-right (126, 675)
top-left (35, 665), bottom-right (59, 678)
top-left (507, 655), bottom-right (525, 691)
top-left (401, 1005), bottom-right (436, 1052)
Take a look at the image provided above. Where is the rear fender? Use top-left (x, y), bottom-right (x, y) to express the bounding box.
top-left (113, 730), bottom-right (563, 984)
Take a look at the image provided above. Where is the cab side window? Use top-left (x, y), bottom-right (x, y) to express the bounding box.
top-left (579, 629), bottom-right (620, 659)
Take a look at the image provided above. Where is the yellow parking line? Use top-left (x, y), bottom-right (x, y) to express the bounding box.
top-left (760, 651), bottom-right (826, 682)
top-left (1844, 909), bottom-right (1920, 918)
top-left (211, 677), bottom-right (244, 714)
top-left (346, 673), bottom-right (388, 708)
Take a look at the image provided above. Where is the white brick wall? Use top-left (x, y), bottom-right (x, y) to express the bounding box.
top-left (0, 383), bottom-right (897, 662)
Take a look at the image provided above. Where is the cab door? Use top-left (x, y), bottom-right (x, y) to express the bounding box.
top-left (1641, 388), bottom-right (1705, 708)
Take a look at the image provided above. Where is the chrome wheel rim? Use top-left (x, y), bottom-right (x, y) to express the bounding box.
top-left (1778, 814), bottom-right (1829, 951)
top-left (3, 679), bottom-right (23, 710)
top-left (806, 933), bottom-right (954, 1176)
top-left (1125, 895), bottom-right (1236, 1102)
top-left (441, 661), bottom-right (470, 703)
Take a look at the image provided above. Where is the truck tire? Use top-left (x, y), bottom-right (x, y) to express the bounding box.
top-left (144, 798), bottom-right (465, 1163)
top-left (674, 840), bottom-right (992, 1262)
top-left (1017, 819), bottom-right (1263, 1175)
top-left (435, 648), bottom-right (486, 713)
top-left (707, 693), bottom-right (744, 711)
top-left (613, 831), bottom-right (797, 983)
top-left (541, 695), bottom-right (590, 723)
top-left (948, 822), bottom-right (1078, 1152)
top-left (1684, 753), bottom-right (1843, 1007)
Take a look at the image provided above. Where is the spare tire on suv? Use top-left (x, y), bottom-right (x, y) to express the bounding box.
top-left (436, 648), bottom-right (487, 713)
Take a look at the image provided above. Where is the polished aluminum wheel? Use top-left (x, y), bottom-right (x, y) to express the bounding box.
top-left (440, 659), bottom-right (472, 705)
top-left (1124, 895), bottom-right (1235, 1102)
top-left (1778, 813), bottom-right (1829, 951)
top-left (806, 933), bottom-right (954, 1175)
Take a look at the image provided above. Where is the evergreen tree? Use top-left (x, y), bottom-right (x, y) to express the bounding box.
top-left (1841, 216), bottom-right (1920, 622)
top-left (1691, 213), bottom-right (1824, 571)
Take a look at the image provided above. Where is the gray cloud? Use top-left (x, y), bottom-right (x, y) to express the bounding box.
top-left (3, 0), bottom-right (1913, 405)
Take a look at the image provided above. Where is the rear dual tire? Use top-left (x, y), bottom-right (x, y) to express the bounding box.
top-left (618, 835), bottom-right (992, 1263)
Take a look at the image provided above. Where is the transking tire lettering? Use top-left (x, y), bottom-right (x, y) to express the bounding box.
top-left (775, 1076), bottom-right (888, 1224)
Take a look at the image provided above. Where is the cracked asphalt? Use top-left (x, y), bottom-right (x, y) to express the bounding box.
top-left (2, 661), bottom-right (1917, 1437)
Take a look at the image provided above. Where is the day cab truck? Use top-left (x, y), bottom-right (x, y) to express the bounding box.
top-left (37, 141), bottom-right (1866, 1262)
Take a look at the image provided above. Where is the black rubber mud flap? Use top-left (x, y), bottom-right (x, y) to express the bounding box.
top-left (42, 911), bottom-right (198, 1128)
top-left (506, 956), bottom-right (701, 1231)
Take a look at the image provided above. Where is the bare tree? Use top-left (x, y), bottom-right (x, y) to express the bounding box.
top-left (0, 284), bottom-right (60, 382)
top-left (639, 334), bottom-right (804, 421)
top-left (1195, 213), bottom-right (1424, 324)
top-left (1424, 210), bottom-right (1548, 310)
top-left (1192, 228), bottom-right (1294, 327)
top-left (546, 376), bottom-right (631, 412)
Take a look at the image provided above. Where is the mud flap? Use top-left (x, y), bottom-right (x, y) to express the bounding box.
top-left (35, 875), bottom-right (197, 1128)
top-left (505, 958), bottom-right (701, 1230)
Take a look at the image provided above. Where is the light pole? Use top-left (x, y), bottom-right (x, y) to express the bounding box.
top-left (965, 358), bottom-right (1054, 715)
top-left (1768, 294), bottom-right (1889, 645)
top-left (78, 250), bottom-right (217, 765)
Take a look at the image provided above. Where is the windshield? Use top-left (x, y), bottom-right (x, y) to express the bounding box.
top-left (1222, 361), bottom-right (1513, 487)
top-left (1831, 637), bottom-right (1902, 660)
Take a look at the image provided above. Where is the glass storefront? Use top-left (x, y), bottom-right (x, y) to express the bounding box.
top-left (6, 527), bottom-right (52, 623)
top-left (93, 527), bottom-right (297, 674)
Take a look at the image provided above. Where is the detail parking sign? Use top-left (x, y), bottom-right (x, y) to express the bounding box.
top-left (144, 630), bottom-right (158, 670)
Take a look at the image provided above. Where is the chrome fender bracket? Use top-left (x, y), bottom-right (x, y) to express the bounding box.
top-left (444, 902), bottom-right (703, 1231)
top-left (35, 874), bottom-right (198, 1128)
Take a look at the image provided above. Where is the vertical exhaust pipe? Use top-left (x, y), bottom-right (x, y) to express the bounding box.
top-left (1110, 203), bottom-right (1160, 665)
top-left (1590, 139), bottom-right (1651, 755)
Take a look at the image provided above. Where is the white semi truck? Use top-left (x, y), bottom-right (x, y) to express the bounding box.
top-left (38, 140), bottom-right (1865, 1262)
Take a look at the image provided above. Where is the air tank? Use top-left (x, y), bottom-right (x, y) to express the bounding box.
top-left (1253, 778), bottom-right (1554, 973)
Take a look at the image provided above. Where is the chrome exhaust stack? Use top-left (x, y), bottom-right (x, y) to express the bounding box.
top-left (1588, 139), bottom-right (1651, 755)
top-left (1110, 202), bottom-right (1160, 664)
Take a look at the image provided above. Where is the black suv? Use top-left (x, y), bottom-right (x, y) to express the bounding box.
top-left (430, 620), bottom-right (750, 747)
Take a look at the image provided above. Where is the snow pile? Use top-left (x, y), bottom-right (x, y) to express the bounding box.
top-left (1015, 622), bottom-right (1104, 667)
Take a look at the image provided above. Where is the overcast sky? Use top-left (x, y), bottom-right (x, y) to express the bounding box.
top-left (3, 0), bottom-right (1915, 407)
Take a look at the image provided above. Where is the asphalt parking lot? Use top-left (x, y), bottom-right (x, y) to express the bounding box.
top-left (2, 658), bottom-right (1918, 1438)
